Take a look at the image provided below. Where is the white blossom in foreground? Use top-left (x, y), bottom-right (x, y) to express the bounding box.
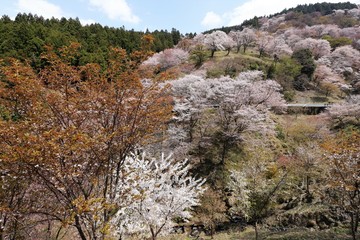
top-left (112, 153), bottom-right (206, 240)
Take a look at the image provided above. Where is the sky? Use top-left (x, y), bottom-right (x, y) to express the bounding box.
top-left (1, 0), bottom-right (360, 33)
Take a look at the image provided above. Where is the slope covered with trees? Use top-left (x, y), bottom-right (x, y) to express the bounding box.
top-left (1, 2), bottom-right (360, 240)
top-left (0, 13), bottom-right (182, 68)
top-left (205, 1), bottom-right (358, 33)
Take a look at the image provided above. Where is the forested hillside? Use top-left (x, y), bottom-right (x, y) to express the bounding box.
top-left (0, 13), bottom-right (182, 68)
top-left (0, 2), bottom-right (360, 240)
top-left (205, 1), bottom-right (358, 33)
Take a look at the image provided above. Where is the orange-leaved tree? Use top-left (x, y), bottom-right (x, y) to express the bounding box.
top-left (323, 129), bottom-right (360, 240)
top-left (0, 42), bottom-right (172, 240)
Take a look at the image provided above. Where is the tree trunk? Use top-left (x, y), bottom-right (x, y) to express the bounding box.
top-left (10, 220), bottom-right (18, 240)
top-left (75, 215), bottom-right (87, 240)
top-left (220, 142), bottom-right (227, 165)
top-left (55, 226), bottom-right (63, 240)
top-left (259, 49), bottom-right (264, 58)
top-left (255, 221), bottom-right (259, 240)
top-left (350, 212), bottom-right (359, 240)
top-left (305, 175), bottom-right (310, 195)
top-left (150, 227), bottom-right (157, 240)
top-left (47, 220), bottom-right (52, 239)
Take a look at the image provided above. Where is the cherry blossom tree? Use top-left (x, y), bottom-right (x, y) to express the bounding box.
top-left (283, 28), bottom-right (304, 48)
top-left (228, 30), bottom-right (242, 53)
top-left (142, 48), bottom-right (189, 71)
top-left (340, 27), bottom-right (360, 42)
top-left (260, 15), bottom-right (286, 32)
top-left (327, 94), bottom-right (360, 128)
top-left (313, 64), bottom-right (346, 95)
top-left (269, 35), bottom-right (293, 57)
top-left (222, 37), bottom-right (236, 56)
top-left (167, 71), bottom-right (285, 165)
top-left (111, 153), bottom-right (206, 240)
top-left (176, 37), bottom-right (193, 51)
top-left (348, 8), bottom-right (360, 18)
top-left (319, 24), bottom-right (341, 38)
top-left (293, 38), bottom-right (331, 59)
top-left (304, 24), bottom-right (341, 39)
top-left (317, 46), bottom-right (360, 91)
top-left (318, 45), bottom-right (360, 72)
top-left (305, 25), bottom-right (327, 38)
top-left (229, 28), bottom-right (256, 53)
top-left (255, 31), bottom-right (275, 58)
top-left (192, 33), bottom-right (206, 46)
top-left (293, 142), bottom-right (324, 199)
top-left (203, 31), bottom-right (235, 57)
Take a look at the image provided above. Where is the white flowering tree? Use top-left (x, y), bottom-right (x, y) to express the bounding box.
top-left (270, 36), bottom-right (293, 57)
top-left (229, 28), bottom-right (256, 53)
top-left (320, 46), bottom-right (360, 72)
top-left (168, 71), bottom-right (285, 165)
top-left (317, 46), bottom-right (360, 91)
top-left (313, 64), bottom-right (346, 96)
top-left (255, 31), bottom-right (275, 58)
top-left (340, 26), bottom-right (360, 41)
top-left (260, 15), bottom-right (285, 32)
top-left (283, 28), bottom-right (304, 48)
top-left (327, 95), bottom-right (360, 128)
top-left (142, 48), bottom-right (189, 71)
top-left (112, 153), bottom-right (206, 240)
top-left (293, 38), bottom-right (331, 59)
top-left (203, 31), bottom-right (235, 57)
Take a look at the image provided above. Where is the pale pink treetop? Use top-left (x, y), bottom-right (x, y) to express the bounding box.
top-left (293, 38), bottom-right (331, 59)
top-left (317, 46), bottom-right (360, 74)
top-left (203, 30), bottom-right (235, 52)
top-left (168, 71), bottom-right (285, 135)
top-left (142, 48), bottom-right (189, 70)
top-left (327, 94), bottom-right (360, 126)
top-left (229, 28), bottom-right (256, 52)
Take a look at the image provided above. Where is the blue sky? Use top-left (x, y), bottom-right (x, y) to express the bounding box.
top-left (1, 0), bottom-right (360, 33)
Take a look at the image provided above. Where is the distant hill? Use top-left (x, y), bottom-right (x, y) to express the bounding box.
top-left (204, 1), bottom-right (358, 34)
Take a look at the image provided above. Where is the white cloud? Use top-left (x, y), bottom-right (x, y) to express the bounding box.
top-left (16, 0), bottom-right (63, 19)
top-left (227, 0), bottom-right (360, 26)
top-left (89, 0), bottom-right (140, 24)
top-left (80, 18), bottom-right (96, 26)
top-left (201, 11), bottom-right (223, 28)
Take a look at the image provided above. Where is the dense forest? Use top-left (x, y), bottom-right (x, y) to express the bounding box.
top-left (0, 13), bottom-right (182, 68)
top-left (0, 2), bottom-right (360, 240)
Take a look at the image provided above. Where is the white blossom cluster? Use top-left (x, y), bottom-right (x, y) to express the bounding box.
top-left (142, 48), bottom-right (189, 70)
top-left (111, 153), bottom-right (205, 239)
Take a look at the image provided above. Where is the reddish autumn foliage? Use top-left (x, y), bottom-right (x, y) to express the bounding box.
top-left (0, 44), bottom-right (172, 239)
